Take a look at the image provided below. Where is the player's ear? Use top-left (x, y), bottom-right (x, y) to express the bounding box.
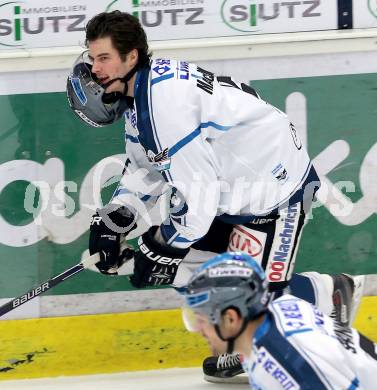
top-left (221, 308), bottom-right (242, 331)
top-left (127, 49), bottom-right (138, 67)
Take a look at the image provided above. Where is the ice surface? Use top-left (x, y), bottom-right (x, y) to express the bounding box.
top-left (0, 367), bottom-right (249, 390)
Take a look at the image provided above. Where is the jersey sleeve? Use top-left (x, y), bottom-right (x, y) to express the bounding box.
top-left (110, 140), bottom-right (168, 224)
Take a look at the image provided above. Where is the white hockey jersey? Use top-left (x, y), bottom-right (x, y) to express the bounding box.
top-left (243, 295), bottom-right (377, 389)
top-left (113, 59), bottom-right (319, 248)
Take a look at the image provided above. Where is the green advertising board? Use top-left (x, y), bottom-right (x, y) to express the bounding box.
top-left (0, 72), bottom-right (376, 301)
top-left (253, 74), bottom-right (377, 275)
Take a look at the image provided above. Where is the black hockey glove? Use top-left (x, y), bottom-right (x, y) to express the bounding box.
top-left (129, 226), bottom-right (189, 288)
top-left (89, 205), bottom-right (136, 275)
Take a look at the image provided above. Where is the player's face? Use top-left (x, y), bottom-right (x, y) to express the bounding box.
top-left (88, 37), bottom-right (134, 94)
top-left (195, 314), bottom-right (228, 355)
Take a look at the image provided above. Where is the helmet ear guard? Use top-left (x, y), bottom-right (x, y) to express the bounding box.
top-left (66, 51), bottom-right (130, 127)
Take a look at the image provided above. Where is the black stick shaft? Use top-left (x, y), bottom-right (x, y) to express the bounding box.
top-left (0, 263), bottom-right (84, 317)
top-left (0, 253), bottom-right (100, 317)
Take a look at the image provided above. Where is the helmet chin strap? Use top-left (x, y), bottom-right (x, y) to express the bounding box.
top-left (214, 318), bottom-right (249, 354)
top-left (102, 64), bottom-right (139, 96)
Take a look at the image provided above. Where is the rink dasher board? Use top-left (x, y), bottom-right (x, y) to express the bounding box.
top-left (0, 298), bottom-right (376, 381)
top-left (2, 52), bottom-right (377, 314)
top-left (0, 308), bottom-right (210, 380)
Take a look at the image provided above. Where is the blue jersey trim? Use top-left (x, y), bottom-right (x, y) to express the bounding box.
top-left (347, 377), bottom-right (359, 390)
top-left (254, 313), bottom-right (272, 343)
top-left (169, 121), bottom-right (232, 157)
top-left (161, 222), bottom-right (178, 243)
top-left (161, 221), bottom-right (198, 244)
top-left (281, 164), bottom-right (320, 209)
top-left (134, 66), bottom-right (161, 158)
top-left (126, 134), bottom-right (139, 143)
top-left (169, 127), bottom-right (201, 157)
top-left (148, 66), bottom-right (173, 184)
top-left (173, 235), bottom-right (198, 243)
top-left (293, 337), bottom-right (335, 389)
top-left (151, 72), bottom-right (174, 85)
top-left (134, 69), bottom-right (143, 96)
top-left (113, 188), bottom-right (131, 197)
top-left (256, 317), bottom-right (328, 389)
top-left (202, 121), bottom-right (232, 132)
top-left (288, 274), bottom-right (316, 306)
top-left (148, 72), bottom-right (162, 151)
top-left (284, 328), bottom-right (313, 337)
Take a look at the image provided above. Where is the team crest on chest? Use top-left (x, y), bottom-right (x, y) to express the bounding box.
top-left (147, 148), bottom-right (171, 171)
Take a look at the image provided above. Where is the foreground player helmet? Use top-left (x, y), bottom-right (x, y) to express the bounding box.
top-left (182, 252), bottom-right (271, 332)
top-left (66, 52), bottom-right (129, 127)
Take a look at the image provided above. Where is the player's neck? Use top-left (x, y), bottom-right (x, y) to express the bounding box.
top-left (234, 314), bottom-right (265, 357)
top-left (127, 73), bottom-right (137, 97)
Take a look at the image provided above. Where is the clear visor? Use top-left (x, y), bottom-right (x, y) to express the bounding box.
top-left (71, 51), bottom-right (99, 85)
top-left (81, 50), bottom-right (93, 65)
top-left (72, 50), bottom-right (93, 67)
top-left (181, 306), bottom-right (211, 333)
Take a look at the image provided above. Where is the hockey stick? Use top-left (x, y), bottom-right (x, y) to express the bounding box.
top-left (0, 253), bottom-right (100, 317)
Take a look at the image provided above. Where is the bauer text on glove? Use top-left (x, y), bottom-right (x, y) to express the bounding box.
top-left (129, 226), bottom-right (189, 287)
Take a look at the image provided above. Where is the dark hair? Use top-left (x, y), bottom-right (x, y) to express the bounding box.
top-left (85, 11), bottom-right (152, 66)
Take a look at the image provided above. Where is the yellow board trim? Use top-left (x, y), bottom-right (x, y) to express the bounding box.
top-left (352, 297), bottom-right (377, 341)
top-left (0, 297), bottom-right (376, 380)
top-left (0, 309), bottom-right (210, 380)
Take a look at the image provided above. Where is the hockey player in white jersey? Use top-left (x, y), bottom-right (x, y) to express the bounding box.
top-left (66, 11), bottom-right (367, 382)
top-left (67, 10), bottom-right (319, 289)
top-left (183, 252), bottom-right (377, 389)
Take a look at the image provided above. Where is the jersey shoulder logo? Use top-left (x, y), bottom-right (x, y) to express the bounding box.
top-left (153, 59), bottom-right (171, 76)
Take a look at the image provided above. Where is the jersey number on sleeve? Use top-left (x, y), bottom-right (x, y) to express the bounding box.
top-left (217, 76), bottom-right (259, 98)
